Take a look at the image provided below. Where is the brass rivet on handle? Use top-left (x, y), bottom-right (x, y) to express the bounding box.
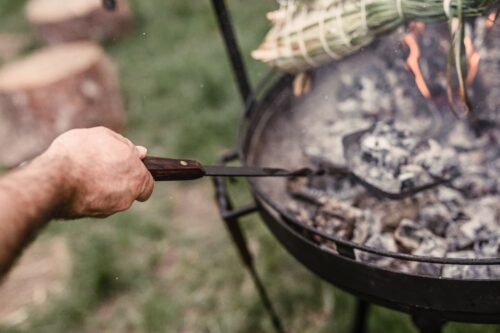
top-left (180, 160), bottom-right (188, 166)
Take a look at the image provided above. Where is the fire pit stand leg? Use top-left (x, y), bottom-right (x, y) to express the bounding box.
top-left (351, 299), bottom-right (370, 333)
top-left (411, 312), bottom-right (446, 333)
top-left (212, 163), bottom-right (285, 333)
top-left (210, 0), bottom-right (253, 106)
top-left (224, 217), bottom-right (285, 333)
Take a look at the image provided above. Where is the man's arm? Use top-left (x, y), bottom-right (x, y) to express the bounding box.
top-left (0, 127), bottom-right (155, 276)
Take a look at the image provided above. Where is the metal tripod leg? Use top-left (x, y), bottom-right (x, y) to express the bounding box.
top-left (223, 217), bottom-right (285, 333)
top-left (411, 312), bottom-right (446, 333)
top-left (210, 0), bottom-right (253, 105)
top-left (213, 170), bottom-right (285, 333)
top-left (352, 298), bottom-right (369, 333)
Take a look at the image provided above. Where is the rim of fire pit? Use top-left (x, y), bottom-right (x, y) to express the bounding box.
top-left (238, 71), bottom-right (500, 267)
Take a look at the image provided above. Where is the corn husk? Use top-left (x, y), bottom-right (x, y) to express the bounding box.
top-left (252, 0), bottom-right (497, 72)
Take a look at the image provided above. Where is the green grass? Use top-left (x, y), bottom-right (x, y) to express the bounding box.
top-left (1, 1), bottom-right (500, 332)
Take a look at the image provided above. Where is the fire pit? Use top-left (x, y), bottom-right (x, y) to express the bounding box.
top-left (210, 2), bottom-right (499, 332)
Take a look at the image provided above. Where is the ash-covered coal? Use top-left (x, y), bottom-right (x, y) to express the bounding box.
top-left (288, 115), bottom-right (500, 278)
top-left (276, 19), bottom-right (500, 280)
top-left (287, 120), bottom-right (499, 279)
top-left (349, 121), bottom-right (460, 194)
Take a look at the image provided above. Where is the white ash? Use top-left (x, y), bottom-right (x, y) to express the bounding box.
top-left (351, 121), bottom-right (460, 193)
top-left (287, 118), bottom-right (499, 279)
top-left (394, 219), bottom-right (434, 252)
top-left (411, 236), bottom-right (447, 277)
top-left (442, 251), bottom-right (490, 280)
top-left (352, 215), bottom-right (382, 244)
top-left (419, 203), bottom-right (452, 237)
top-left (301, 117), bottom-right (372, 167)
top-left (357, 233), bottom-right (398, 268)
top-left (281, 22), bottom-right (500, 280)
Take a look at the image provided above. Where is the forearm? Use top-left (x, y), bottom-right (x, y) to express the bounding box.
top-left (0, 155), bottom-right (70, 276)
top-left (0, 127), bottom-right (154, 278)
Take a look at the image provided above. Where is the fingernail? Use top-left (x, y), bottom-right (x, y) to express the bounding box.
top-left (136, 145), bottom-right (148, 159)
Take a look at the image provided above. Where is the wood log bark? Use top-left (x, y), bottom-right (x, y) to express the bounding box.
top-left (0, 41), bottom-right (126, 167)
top-left (26, 0), bottom-right (133, 45)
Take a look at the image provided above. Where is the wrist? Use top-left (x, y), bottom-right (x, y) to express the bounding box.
top-left (32, 152), bottom-right (76, 219)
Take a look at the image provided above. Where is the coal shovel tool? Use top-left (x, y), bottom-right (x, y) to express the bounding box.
top-left (339, 126), bottom-right (459, 200)
top-left (144, 126), bottom-right (457, 200)
top-left (143, 157), bottom-right (318, 181)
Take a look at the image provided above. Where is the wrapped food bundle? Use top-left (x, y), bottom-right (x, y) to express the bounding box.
top-left (252, 0), bottom-right (496, 72)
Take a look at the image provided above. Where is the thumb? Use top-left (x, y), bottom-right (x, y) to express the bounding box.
top-left (136, 146), bottom-right (148, 159)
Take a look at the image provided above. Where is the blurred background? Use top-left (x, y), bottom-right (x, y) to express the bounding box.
top-left (0, 1), bottom-right (498, 332)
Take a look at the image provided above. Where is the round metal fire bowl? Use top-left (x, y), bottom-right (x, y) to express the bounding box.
top-left (256, 198), bottom-right (500, 323)
top-left (236, 37), bottom-right (500, 321)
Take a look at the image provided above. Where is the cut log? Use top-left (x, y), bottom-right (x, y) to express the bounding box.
top-left (0, 41), bottom-right (126, 167)
top-left (26, 0), bottom-right (133, 45)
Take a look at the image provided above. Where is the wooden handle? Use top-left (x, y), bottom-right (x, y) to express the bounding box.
top-left (143, 157), bottom-right (206, 181)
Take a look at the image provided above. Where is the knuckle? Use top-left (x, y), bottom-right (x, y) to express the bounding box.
top-left (119, 199), bottom-right (134, 212)
top-left (136, 174), bottom-right (154, 202)
top-left (95, 126), bottom-right (108, 132)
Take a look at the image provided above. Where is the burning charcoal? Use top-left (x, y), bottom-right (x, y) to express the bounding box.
top-left (442, 251), bottom-right (489, 280)
top-left (418, 203), bottom-right (452, 237)
top-left (451, 151), bottom-right (498, 198)
top-left (435, 187), bottom-right (465, 216)
top-left (397, 164), bottom-right (432, 192)
top-left (288, 175), bottom-right (363, 204)
top-left (287, 177), bottom-right (331, 204)
top-left (317, 197), bottom-right (365, 225)
top-left (446, 201), bottom-right (498, 251)
top-left (451, 168), bottom-right (497, 198)
top-left (336, 73), bottom-right (392, 117)
top-left (308, 172), bottom-right (365, 201)
top-left (394, 219), bottom-right (433, 251)
top-left (371, 198), bottom-right (420, 229)
top-left (488, 266), bottom-right (500, 279)
top-left (446, 223), bottom-right (476, 251)
top-left (478, 236), bottom-right (500, 278)
top-left (447, 122), bottom-right (490, 150)
top-left (387, 259), bottom-right (413, 274)
top-left (476, 196), bottom-right (500, 220)
top-left (358, 233), bottom-right (398, 267)
top-left (447, 220), bottom-right (488, 251)
top-left (287, 202), bottom-right (315, 227)
top-left (466, 217), bottom-right (496, 242)
top-left (314, 213), bottom-right (353, 240)
top-left (302, 118), bottom-right (371, 168)
top-left (411, 236), bottom-right (447, 277)
top-left (320, 241), bottom-right (338, 254)
top-left (283, 34), bottom-right (499, 276)
top-left (413, 140), bottom-right (460, 179)
top-left (352, 215), bottom-right (382, 244)
top-left (360, 121), bottom-right (416, 170)
top-left (466, 200), bottom-right (496, 230)
top-left (474, 236), bottom-right (499, 257)
top-left (353, 121), bottom-right (460, 193)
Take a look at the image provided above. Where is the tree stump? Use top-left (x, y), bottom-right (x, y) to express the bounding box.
top-left (0, 41), bottom-right (126, 167)
top-left (26, 0), bottom-right (133, 45)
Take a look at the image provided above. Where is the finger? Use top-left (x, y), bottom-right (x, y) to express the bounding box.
top-left (107, 129), bottom-right (133, 146)
top-left (124, 138), bottom-right (134, 148)
top-left (136, 146), bottom-right (148, 159)
top-left (137, 172), bottom-right (155, 202)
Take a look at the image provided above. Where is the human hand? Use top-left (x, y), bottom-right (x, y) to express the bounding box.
top-left (42, 127), bottom-right (154, 218)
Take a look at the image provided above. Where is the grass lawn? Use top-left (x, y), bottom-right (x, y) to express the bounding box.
top-left (0, 1), bottom-right (499, 332)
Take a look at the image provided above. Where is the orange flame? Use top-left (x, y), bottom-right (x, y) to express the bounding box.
top-left (403, 23), bottom-right (431, 99)
top-left (464, 36), bottom-right (480, 85)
